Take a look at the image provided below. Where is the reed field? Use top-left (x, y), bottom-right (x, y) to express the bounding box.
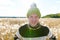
top-left (0, 18), bottom-right (60, 40)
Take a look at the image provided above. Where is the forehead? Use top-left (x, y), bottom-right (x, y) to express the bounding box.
top-left (30, 14), bottom-right (38, 17)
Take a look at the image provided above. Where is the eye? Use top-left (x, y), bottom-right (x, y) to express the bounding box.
top-left (29, 16), bottom-right (33, 18)
top-left (35, 16), bottom-right (38, 18)
top-left (30, 16), bottom-right (33, 18)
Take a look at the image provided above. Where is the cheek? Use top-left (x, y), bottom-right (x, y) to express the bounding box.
top-left (29, 17), bottom-right (33, 20)
top-left (35, 18), bottom-right (39, 21)
top-left (29, 18), bottom-right (33, 22)
top-left (28, 18), bottom-right (39, 23)
top-left (35, 19), bottom-right (39, 23)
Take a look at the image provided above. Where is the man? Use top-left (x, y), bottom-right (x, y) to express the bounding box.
top-left (14, 3), bottom-right (56, 40)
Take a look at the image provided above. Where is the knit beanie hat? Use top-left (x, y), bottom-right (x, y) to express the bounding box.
top-left (27, 3), bottom-right (41, 18)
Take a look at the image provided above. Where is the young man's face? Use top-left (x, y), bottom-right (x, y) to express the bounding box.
top-left (28, 14), bottom-right (40, 27)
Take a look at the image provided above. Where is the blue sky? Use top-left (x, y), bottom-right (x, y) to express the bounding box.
top-left (0, 0), bottom-right (60, 17)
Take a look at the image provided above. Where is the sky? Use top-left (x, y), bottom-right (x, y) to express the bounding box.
top-left (0, 0), bottom-right (60, 17)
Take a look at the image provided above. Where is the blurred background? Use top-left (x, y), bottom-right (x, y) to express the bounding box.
top-left (0, 0), bottom-right (60, 40)
top-left (0, 0), bottom-right (60, 17)
top-left (0, 18), bottom-right (60, 40)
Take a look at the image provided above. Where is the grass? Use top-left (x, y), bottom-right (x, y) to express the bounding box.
top-left (0, 18), bottom-right (60, 40)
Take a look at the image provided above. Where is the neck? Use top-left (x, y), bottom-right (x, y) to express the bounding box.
top-left (28, 23), bottom-right (41, 30)
top-left (29, 22), bottom-right (40, 27)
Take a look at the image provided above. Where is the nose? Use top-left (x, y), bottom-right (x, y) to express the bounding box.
top-left (33, 18), bottom-right (36, 21)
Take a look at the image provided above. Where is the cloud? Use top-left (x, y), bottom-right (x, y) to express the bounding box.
top-left (0, 0), bottom-right (60, 17)
top-left (56, 1), bottom-right (60, 3)
top-left (0, 0), bottom-right (17, 16)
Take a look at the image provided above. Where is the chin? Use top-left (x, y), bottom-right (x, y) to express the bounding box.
top-left (32, 24), bottom-right (37, 26)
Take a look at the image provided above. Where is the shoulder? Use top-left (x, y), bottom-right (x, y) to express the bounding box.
top-left (41, 25), bottom-right (49, 30)
top-left (19, 24), bottom-right (28, 31)
top-left (40, 25), bottom-right (50, 34)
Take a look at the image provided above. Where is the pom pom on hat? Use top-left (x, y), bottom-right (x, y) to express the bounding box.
top-left (27, 3), bottom-right (41, 18)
